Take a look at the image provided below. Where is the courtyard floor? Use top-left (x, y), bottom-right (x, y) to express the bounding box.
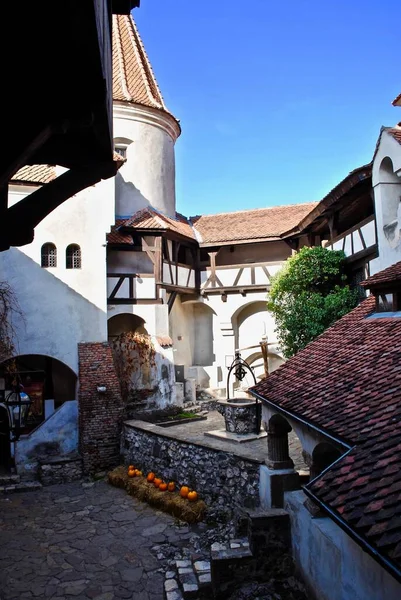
top-left (0, 480), bottom-right (196, 600)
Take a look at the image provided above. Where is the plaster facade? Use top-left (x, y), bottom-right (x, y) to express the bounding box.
top-left (1, 175), bottom-right (114, 373)
top-left (286, 491), bottom-right (401, 600)
top-left (371, 129), bottom-right (401, 275)
top-left (113, 103), bottom-right (179, 218)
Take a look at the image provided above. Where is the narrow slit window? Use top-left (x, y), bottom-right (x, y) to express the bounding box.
top-left (41, 243), bottom-right (57, 268)
top-left (66, 244), bottom-right (81, 269)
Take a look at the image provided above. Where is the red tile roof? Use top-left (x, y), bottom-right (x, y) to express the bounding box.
top-left (392, 93), bottom-right (401, 107)
top-left (114, 207), bottom-right (196, 241)
top-left (11, 164), bottom-right (56, 185)
top-left (251, 296), bottom-right (401, 577)
top-left (388, 127), bottom-right (401, 146)
top-left (112, 14), bottom-right (179, 127)
top-left (190, 203), bottom-right (318, 246)
top-left (107, 219), bottom-right (134, 245)
top-left (361, 261), bottom-right (401, 289)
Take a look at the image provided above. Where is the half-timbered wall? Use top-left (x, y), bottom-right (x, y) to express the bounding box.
top-left (325, 217), bottom-right (376, 258)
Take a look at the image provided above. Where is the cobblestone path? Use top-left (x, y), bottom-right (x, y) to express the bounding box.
top-left (0, 481), bottom-right (195, 600)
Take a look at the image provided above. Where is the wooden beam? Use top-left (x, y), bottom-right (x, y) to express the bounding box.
top-left (109, 276), bottom-right (125, 300)
top-left (0, 161), bottom-right (118, 251)
top-left (154, 237), bottom-right (162, 284)
top-left (142, 238), bottom-right (156, 265)
top-left (107, 298), bottom-right (163, 305)
top-left (168, 291), bottom-right (178, 314)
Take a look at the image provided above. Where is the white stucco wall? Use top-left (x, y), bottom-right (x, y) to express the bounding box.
top-left (1, 176), bottom-right (114, 373)
top-left (286, 491), bottom-right (401, 600)
top-left (370, 129), bottom-right (401, 275)
top-left (113, 103), bottom-right (179, 218)
top-left (169, 289), bottom-right (282, 391)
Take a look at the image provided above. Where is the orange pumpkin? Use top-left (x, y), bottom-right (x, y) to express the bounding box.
top-left (159, 482), bottom-right (168, 491)
top-left (135, 469), bottom-right (143, 476)
top-left (180, 486), bottom-right (189, 498)
top-left (147, 472), bottom-right (155, 482)
top-left (167, 482), bottom-right (175, 492)
top-left (154, 477), bottom-right (162, 488)
top-left (128, 465), bottom-right (135, 471)
top-left (187, 491), bottom-right (198, 502)
top-left (128, 469), bottom-right (136, 478)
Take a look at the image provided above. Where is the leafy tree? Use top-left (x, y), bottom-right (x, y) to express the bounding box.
top-left (267, 246), bottom-right (358, 358)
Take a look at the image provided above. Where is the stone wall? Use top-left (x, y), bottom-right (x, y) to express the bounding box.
top-left (122, 421), bottom-right (261, 510)
top-left (38, 455), bottom-right (83, 486)
top-left (78, 342), bottom-right (124, 474)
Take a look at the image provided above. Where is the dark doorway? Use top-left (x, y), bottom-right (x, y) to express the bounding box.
top-left (0, 406), bottom-right (11, 471)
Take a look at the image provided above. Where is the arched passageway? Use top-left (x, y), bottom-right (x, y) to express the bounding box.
top-left (107, 313), bottom-right (148, 340)
top-left (0, 354), bottom-right (77, 433)
top-left (310, 442), bottom-right (342, 479)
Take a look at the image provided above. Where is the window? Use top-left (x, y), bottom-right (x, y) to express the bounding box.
top-left (41, 243), bottom-right (57, 268)
top-left (114, 146), bottom-right (126, 159)
top-left (66, 244), bottom-right (81, 269)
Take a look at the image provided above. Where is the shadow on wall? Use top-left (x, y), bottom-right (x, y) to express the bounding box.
top-left (0, 248), bottom-right (108, 372)
top-left (115, 173), bottom-right (151, 215)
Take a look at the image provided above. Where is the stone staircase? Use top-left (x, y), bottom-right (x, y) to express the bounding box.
top-left (0, 473), bottom-right (42, 494)
top-left (163, 509), bottom-right (295, 600)
top-left (164, 557), bottom-right (212, 600)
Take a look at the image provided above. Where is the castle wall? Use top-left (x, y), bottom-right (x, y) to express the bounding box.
top-left (113, 103), bottom-right (179, 218)
top-left (1, 175), bottom-right (114, 373)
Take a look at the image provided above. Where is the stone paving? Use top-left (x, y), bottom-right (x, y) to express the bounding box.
top-left (0, 480), bottom-right (197, 600)
top-left (157, 410), bottom-right (308, 472)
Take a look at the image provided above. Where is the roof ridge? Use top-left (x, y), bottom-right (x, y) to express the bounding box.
top-left (112, 14), bottom-right (176, 117)
top-left (128, 16), bottom-right (165, 110)
top-left (190, 201), bottom-right (318, 221)
top-left (113, 15), bottom-right (132, 102)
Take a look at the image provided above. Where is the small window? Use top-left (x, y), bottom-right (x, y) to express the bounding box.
top-left (114, 146), bottom-right (126, 159)
top-left (41, 243), bottom-right (57, 268)
top-left (66, 244), bottom-right (81, 269)
top-left (376, 293), bottom-right (394, 312)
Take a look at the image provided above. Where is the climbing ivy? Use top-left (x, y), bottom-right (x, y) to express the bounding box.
top-left (111, 332), bottom-right (156, 403)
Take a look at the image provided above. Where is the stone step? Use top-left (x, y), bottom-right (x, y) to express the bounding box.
top-left (0, 480), bottom-right (42, 494)
top-left (0, 473), bottom-right (20, 485)
top-left (164, 557), bottom-right (213, 600)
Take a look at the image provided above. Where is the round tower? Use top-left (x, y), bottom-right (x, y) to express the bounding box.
top-left (112, 14), bottom-right (181, 218)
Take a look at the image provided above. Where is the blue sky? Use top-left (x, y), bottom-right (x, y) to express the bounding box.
top-left (135, 0), bottom-right (399, 217)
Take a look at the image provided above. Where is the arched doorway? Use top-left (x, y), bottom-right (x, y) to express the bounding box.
top-left (0, 355), bottom-right (77, 432)
top-left (310, 442), bottom-right (342, 479)
top-left (107, 313), bottom-right (148, 341)
top-left (0, 405), bottom-right (10, 471)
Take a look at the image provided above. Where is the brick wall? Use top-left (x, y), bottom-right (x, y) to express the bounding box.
top-left (78, 342), bottom-right (123, 474)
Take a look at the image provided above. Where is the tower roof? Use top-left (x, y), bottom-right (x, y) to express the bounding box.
top-left (112, 14), bottom-right (177, 122)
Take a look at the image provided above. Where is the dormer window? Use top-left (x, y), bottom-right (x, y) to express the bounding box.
top-left (376, 293), bottom-right (398, 312)
top-left (361, 261), bottom-right (401, 318)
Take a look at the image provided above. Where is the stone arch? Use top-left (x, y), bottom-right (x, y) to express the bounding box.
top-left (245, 350), bottom-right (285, 381)
top-left (231, 301), bottom-right (279, 372)
top-left (107, 313), bottom-right (148, 341)
top-left (0, 354), bottom-right (77, 431)
top-left (310, 442), bottom-right (342, 479)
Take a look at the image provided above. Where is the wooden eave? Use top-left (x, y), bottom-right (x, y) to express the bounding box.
top-left (198, 236), bottom-right (282, 248)
top-left (281, 165), bottom-right (373, 240)
top-left (120, 227), bottom-right (198, 246)
top-left (0, 0), bottom-right (139, 251)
